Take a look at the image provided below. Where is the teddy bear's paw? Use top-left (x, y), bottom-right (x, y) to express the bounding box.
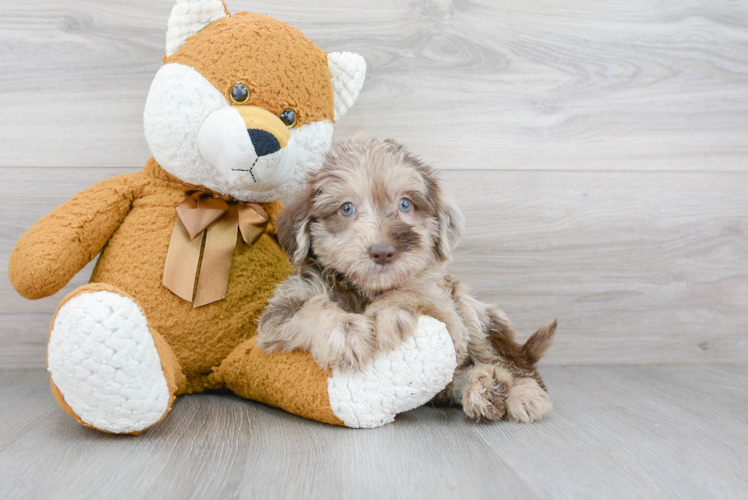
top-left (48, 290), bottom-right (171, 434)
top-left (327, 316), bottom-right (456, 428)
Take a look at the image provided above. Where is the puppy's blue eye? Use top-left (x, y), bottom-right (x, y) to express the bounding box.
top-left (340, 202), bottom-right (356, 217)
top-left (398, 198), bottom-right (412, 212)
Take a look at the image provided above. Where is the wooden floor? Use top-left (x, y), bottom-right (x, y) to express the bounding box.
top-left (1, 366), bottom-right (746, 500)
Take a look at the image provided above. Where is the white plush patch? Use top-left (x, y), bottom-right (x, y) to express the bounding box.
top-left (198, 106), bottom-right (258, 172)
top-left (197, 107), bottom-right (298, 193)
top-left (248, 135), bottom-right (297, 192)
top-left (328, 52), bottom-right (366, 121)
top-left (280, 120), bottom-right (333, 202)
top-left (144, 63), bottom-right (333, 203)
top-left (47, 291), bottom-right (170, 434)
top-left (166, 0), bottom-right (227, 57)
top-left (144, 63), bottom-right (227, 189)
top-left (328, 316), bottom-right (456, 428)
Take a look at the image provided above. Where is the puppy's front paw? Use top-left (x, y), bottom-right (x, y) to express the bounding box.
top-left (506, 377), bottom-right (553, 423)
top-left (367, 305), bottom-right (418, 352)
top-left (461, 365), bottom-right (514, 422)
top-left (313, 313), bottom-right (375, 371)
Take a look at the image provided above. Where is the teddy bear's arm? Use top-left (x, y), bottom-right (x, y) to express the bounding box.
top-left (9, 174), bottom-right (138, 300)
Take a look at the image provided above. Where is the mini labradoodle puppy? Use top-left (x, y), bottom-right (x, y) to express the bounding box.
top-left (257, 136), bottom-right (556, 423)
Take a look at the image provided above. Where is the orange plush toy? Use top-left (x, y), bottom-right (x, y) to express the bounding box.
top-left (9, 0), bottom-right (456, 433)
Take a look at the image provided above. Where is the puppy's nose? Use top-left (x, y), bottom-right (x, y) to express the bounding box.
top-left (247, 129), bottom-right (281, 157)
top-left (368, 244), bottom-right (397, 265)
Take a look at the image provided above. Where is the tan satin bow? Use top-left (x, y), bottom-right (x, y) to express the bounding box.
top-left (162, 191), bottom-right (270, 307)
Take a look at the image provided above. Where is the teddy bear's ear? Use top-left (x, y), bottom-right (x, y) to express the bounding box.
top-left (328, 52), bottom-right (367, 121)
top-left (165, 0), bottom-right (230, 57)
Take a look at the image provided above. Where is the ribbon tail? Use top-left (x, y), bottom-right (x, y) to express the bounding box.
top-left (163, 218), bottom-right (203, 302)
top-left (193, 206), bottom-right (240, 307)
top-left (238, 203), bottom-right (270, 245)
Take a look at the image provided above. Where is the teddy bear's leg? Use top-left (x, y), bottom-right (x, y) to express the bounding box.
top-left (215, 337), bottom-right (345, 426)
top-left (214, 316), bottom-right (457, 428)
top-left (47, 283), bottom-right (186, 434)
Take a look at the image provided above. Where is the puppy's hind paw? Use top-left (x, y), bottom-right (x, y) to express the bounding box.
top-left (461, 365), bottom-right (513, 422)
top-left (506, 377), bottom-right (553, 423)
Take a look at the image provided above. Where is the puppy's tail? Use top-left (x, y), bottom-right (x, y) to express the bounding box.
top-left (522, 320), bottom-right (557, 365)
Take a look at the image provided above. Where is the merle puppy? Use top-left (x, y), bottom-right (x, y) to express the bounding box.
top-left (257, 135), bottom-right (556, 422)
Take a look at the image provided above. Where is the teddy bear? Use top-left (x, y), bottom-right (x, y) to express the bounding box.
top-left (8, 0), bottom-right (456, 433)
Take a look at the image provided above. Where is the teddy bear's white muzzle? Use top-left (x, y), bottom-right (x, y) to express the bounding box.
top-left (197, 107), bottom-right (296, 192)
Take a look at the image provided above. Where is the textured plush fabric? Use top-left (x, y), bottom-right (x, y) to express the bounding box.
top-left (327, 52), bottom-right (367, 121)
top-left (48, 285), bottom-right (176, 433)
top-left (216, 337), bottom-right (345, 426)
top-left (8, 5), bottom-right (445, 432)
top-left (48, 282), bottom-right (187, 435)
top-left (12, 156), bottom-right (356, 427)
top-left (327, 317), bottom-right (456, 428)
top-left (165, 0), bottom-right (229, 56)
top-left (9, 176), bottom-right (136, 300)
top-left (11, 160), bottom-right (293, 392)
top-left (143, 61), bottom-right (337, 204)
top-left (165, 12), bottom-right (335, 127)
top-left (7, 3), bottom-right (363, 430)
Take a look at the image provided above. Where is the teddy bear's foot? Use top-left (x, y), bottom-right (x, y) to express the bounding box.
top-left (48, 285), bottom-right (179, 434)
top-left (327, 316), bottom-right (457, 428)
top-left (218, 316), bottom-right (456, 428)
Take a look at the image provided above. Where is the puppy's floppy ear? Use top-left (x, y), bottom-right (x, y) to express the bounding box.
top-left (415, 164), bottom-right (464, 262)
top-left (434, 192), bottom-right (465, 262)
top-left (276, 186), bottom-right (315, 266)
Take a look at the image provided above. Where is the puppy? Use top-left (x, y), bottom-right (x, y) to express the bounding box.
top-left (257, 135), bottom-right (556, 423)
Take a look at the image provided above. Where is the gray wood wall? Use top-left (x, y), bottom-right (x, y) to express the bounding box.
top-left (1, 0), bottom-right (746, 368)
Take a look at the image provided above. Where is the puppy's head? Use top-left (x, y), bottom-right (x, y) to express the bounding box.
top-left (278, 135), bottom-right (465, 293)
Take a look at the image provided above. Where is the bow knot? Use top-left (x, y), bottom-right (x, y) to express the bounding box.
top-left (163, 191), bottom-right (270, 307)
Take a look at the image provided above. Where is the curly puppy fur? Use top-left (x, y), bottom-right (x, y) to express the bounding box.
top-left (257, 135), bottom-right (556, 422)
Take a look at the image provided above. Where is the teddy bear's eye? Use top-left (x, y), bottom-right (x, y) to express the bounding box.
top-left (230, 83), bottom-right (250, 104)
top-left (279, 109), bottom-right (297, 128)
top-left (340, 202), bottom-right (356, 217)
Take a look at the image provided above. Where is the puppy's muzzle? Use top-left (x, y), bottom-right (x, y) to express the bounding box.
top-left (368, 244), bottom-right (397, 265)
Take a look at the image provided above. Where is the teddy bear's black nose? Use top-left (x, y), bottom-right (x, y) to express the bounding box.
top-left (247, 129), bottom-right (281, 157)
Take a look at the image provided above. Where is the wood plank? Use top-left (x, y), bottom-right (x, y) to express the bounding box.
top-left (1, 168), bottom-right (746, 367)
top-left (466, 365), bottom-right (748, 499)
top-left (1, 366), bottom-right (746, 499)
top-left (1, 0), bottom-right (747, 171)
top-left (448, 169), bottom-right (748, 365)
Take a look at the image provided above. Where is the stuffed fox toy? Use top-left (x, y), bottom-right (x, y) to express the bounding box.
top-left (9, 0), bottom-right (456, 433)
